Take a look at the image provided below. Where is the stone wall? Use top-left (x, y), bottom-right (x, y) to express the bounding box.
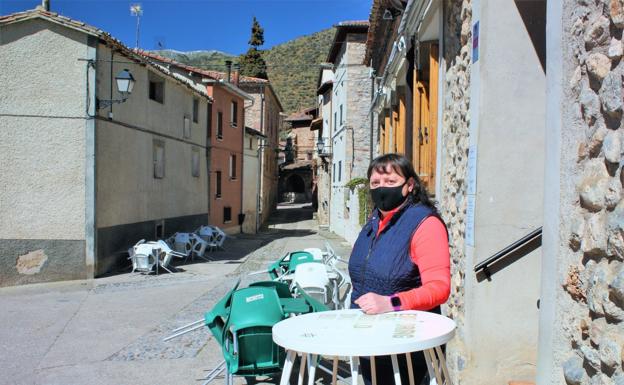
top-left (439, 0), bottom-right (472, 382)
top-left (346, 34), bottom-right (373, 180)
top-left (557, 1), bottom-right (624, 383)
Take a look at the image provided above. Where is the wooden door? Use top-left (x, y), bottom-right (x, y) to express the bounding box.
top-left (397, 89), bottom-right (407, 155)
top-left (412, 42), bottom-right (439, 194)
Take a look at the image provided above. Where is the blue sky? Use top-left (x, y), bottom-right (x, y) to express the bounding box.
top-left (0, 0), bottom-right (372, 54)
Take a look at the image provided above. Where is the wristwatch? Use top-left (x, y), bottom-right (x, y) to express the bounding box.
top-left (390, 294), bottom-right (402, 311)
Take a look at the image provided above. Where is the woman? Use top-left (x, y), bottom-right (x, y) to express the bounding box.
top-left (348, 153), bottom-right (451, 385)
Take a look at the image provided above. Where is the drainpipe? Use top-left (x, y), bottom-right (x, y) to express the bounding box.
top-left (256, 137), bottom-right (264, 233)
top-left (370, 63), bottom-right (375, 161)
top-left (257, 87), bottom-right (266, 232)
top-left (240, 97), bottom-right (244, 234)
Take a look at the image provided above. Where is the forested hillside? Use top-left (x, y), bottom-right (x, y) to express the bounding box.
top-left (263, 27), bottom-right (335, 113)
top-left (150, 27), bottom-right (336, 114)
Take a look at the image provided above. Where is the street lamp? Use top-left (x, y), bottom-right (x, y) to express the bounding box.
top-left (316, 137), bottom-right (325, 154)
top-left (317, 137), bottom-right (331, 157)
top-left (97, 69), bottom-right (135, 109)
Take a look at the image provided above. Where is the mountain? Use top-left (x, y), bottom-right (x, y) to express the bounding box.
top-left (263, 27), bottom-right (335, 114)
top-left (148, 27), bottom-right (336, 114)
top-left (150, 49), bottom-right (236, 72)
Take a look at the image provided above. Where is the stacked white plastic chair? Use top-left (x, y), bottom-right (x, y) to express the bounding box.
top-left (128, 239), bottom-right (186, 274)
top-left (261, 243), bottom-right (352, 309)
top-left (210, 226), bottom-right (227, 250)
top-left (194, 225), bottom-right (227, 252)
top-left (196, 225), bottom-right (215, 243)
top-left (293, 262), bottom-right (332, 305)
top-left (167, 232), bottom-right (211, 262)
top-left (195, 225), bottom-right (220, 252)
top-left (189, 233), bottom-right (210, 261)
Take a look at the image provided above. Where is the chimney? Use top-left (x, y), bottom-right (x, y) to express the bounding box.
top-left (225, 60), bottom-right (232, 83)
top-left (42, 0), bottom-right (50, 11)
top-left (232, 63), bottom-right (240, 86)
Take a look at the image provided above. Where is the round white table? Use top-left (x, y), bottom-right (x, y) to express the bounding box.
top-left (272, 309), bottom-right (455, 385)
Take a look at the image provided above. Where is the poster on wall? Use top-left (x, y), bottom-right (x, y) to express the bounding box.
top-left (472, 21), bottom-right (479, 63)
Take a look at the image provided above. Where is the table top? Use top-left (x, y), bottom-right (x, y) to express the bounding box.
top-left (272, 309), bottom-right (455, 357)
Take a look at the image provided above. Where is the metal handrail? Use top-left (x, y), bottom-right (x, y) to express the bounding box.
top-left (474, 227), bottom-right (542, 280)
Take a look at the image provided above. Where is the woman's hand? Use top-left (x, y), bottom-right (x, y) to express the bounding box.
top-left (354, 292), bottom-right (393, 314)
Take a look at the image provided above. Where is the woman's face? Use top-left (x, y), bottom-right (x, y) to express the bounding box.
top-left (369, 165), bottom-right (414, 195)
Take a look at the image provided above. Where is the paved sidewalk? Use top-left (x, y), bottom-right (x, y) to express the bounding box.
top-left (0, 204), bottom-right (353, 385)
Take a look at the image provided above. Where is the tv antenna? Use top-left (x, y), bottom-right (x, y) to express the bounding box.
top-left (130, 3), bottom-right (143, 49)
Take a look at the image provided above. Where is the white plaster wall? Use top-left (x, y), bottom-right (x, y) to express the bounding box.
top-left (0, 19), bottom-right (87, 240)
top-left (243, 133), bottom-right (259, 234)
top-left (317, 73), bottom-right (334, 227)
top-left (462, 0), bottom-right (545, 383)
top-left (329, 43), bottom-right (348, 239)
top-left (95, 45), bottom-right (209, 228)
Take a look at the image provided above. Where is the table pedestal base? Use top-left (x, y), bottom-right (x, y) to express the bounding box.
top-left (279, 348), bottom-right (451, 385)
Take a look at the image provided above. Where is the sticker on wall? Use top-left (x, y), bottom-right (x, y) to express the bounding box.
top-left (472, 21), bottom-right (480, 63)
top-left (466, 194), bottom-right (476, 247)
top-left (467, 145), bottom-right (478, 195)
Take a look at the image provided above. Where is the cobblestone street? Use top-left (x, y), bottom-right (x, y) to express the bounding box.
top-left (0, 203), bottom-right (353, 385)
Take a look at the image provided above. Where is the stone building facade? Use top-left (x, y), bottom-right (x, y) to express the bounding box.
top-left (315, 68), bottom-right (335, 228)
top-left (539, 1), bottom-right (624, 384)
top-left (438, 0), bottom-right (472, 381)
top-left (326, 21), bottom-right (373, 245)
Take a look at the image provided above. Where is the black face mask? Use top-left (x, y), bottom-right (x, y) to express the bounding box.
top-left (370, 183), bottom-right (407, 211)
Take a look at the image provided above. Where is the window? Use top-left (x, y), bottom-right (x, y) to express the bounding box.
top-left (207, 103), bottom-right (213, 138)
top-left (149, 76), bottom-right (164, 103)
top-left (333, 163), bottom-right (336, 183)
top-left (191, 148), bottom-right (200, 177)
top-left (154, 220), bottom-right (165, 239)
top-left (153, 139), bottom-right (165, 179)
top-left (229, 154), bottom-right (237, 179)
top-left (231, 101), bottom-right (238, 127)
top-left (215, 171), bottom-right (222, 198)
top-left (334, 112), bottom-right (337, 131)
top-left (338, 160), bottom-right (342, 182)
top-left (183, 116), bottom-right (191, 138)
top-left (223, 206), bottom-right (232, 223)
top-left (217, 111), bottom-right (223, 139)
top-left (340, 105), bottom-right (343, 125)
top-left (192, 98), bottom-right (199, 123)
top-left (249, 137), bottom-right (253, 150)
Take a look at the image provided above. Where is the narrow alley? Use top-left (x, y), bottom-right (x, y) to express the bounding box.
top-left (0, 203), bottom-right (352, 385)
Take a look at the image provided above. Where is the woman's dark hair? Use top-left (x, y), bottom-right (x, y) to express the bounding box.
top-left (367, 153), bottom-right (437, 210)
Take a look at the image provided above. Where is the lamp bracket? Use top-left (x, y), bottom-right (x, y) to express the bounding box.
top-left (97, 97), bottom-right (129, 110)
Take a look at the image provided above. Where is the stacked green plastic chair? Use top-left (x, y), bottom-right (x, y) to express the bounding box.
top-left (201, 280), bottom-right (328, 384)
top-left (267, 250), bottom-right (319, 280)
top-left (221, 286), bottom-right (286, 381)
top-left (204, 278), bottom-right (241, 341)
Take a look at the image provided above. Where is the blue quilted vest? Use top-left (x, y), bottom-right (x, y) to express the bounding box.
top-left (349, 200), bottom-right (441, 308)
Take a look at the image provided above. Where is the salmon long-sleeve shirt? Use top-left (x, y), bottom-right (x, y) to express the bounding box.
top-left (376, 208), bottom-right (451, 311)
